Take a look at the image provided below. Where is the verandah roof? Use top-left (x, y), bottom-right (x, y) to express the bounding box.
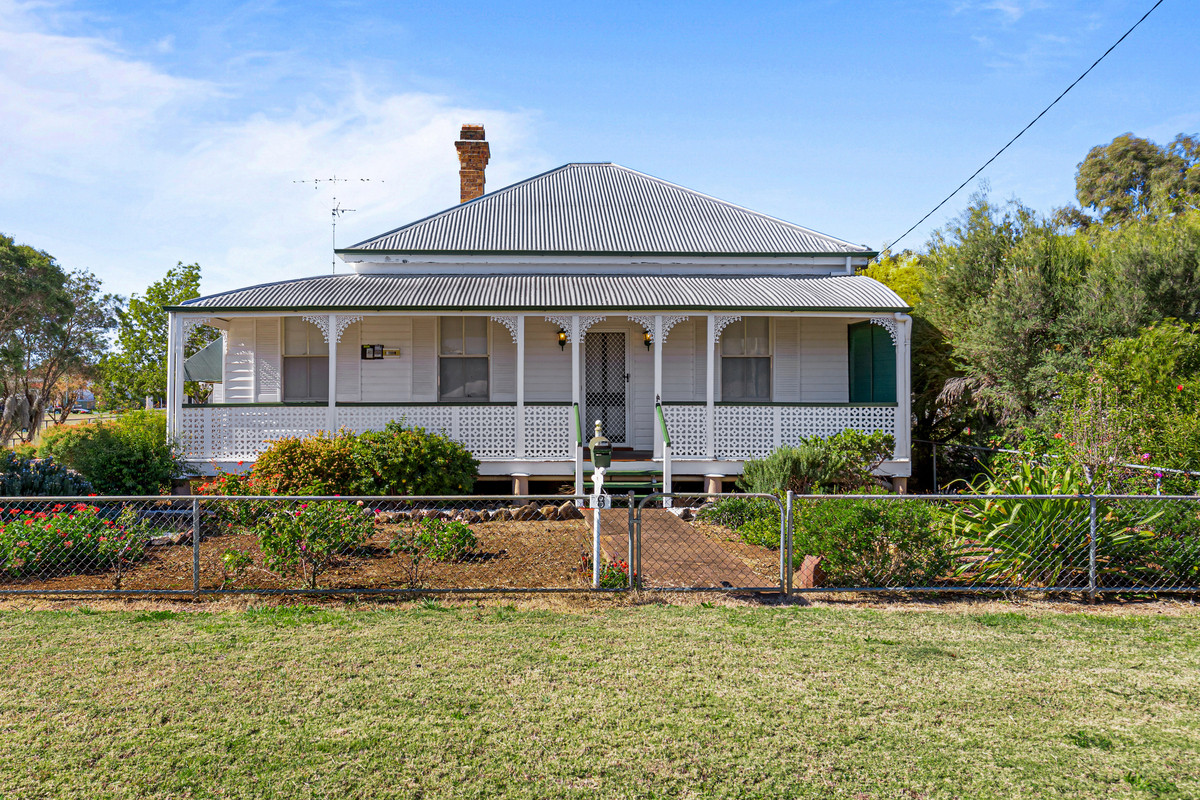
top-left (173, 273), bottom-right (908, 314)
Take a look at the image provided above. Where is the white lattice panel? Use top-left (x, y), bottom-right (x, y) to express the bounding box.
top-left (339, 405), bottom-right (522, 458)
top-left (183, 403), bottom-right (585, 463)
top-left (457, 406), bottom-right (517, 458)
top-left (179, 407), bottom-right (325, 462)
top-left (661, 405), bottom-right (708, 458)
top-left (780, 405), bottom-right (895, 443)
top-left (524, 405), bottom-right (573, 459)
top-left (714, 406), bottom-right (776, 459)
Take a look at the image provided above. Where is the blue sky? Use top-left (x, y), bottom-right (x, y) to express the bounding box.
top-left (2, 0), bottom-right (1197, 297)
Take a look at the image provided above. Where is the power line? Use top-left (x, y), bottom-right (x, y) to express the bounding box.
top-left (884, 0), bottom-right (1167, 253)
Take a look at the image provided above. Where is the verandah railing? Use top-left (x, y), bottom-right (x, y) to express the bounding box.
top-left (178, 403), bottom-right (575, 463)
top-left (660, 402), bottom-right (897, 459)
top-left (0, 493), bottom-right (1196, 598)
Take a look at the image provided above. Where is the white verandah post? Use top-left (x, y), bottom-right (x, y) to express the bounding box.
top-left (895, 313), bottom-right (912, 465)
top-left (165, 311), bottom-right (176, 433)
top-left (171, 314), bottom-right (185, 438)
top-left (515, 315), bottom-right (525, 458)
top-left (572, 314), bottom-right (582, 497)
top-left (327, 313), bottom-right (338, 433)
top-left (706, 313), bottom-right (716, 460)
top-left (653, 314), bottom-right (663, 458)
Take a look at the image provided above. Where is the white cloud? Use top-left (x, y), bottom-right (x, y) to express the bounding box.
top-left (0, 0), bottom-right (547, 297)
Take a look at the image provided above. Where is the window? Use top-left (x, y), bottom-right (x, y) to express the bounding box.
top-left (848, 321), bottom-right (896, 403)
top-left (439, 316), bottom-right (489, 400)
top-left (283, 317), bottom-right (329, 402)
top-left (720, 317), bottom-right (771, 401)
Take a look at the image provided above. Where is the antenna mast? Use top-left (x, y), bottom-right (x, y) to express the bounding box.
top-left (293, 175), bottom-right (382, 273)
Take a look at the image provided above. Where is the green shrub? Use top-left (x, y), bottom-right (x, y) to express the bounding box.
top-left (258, 501), bottom-right (374, 589)
top-left (11, 443), bottom-right (36, 461)
top-left (389, 516), bottom-right (479, 588)
top-left (248, 421), bottom-right (479, 496)
top-left (950, 462), bottom-right (1156, 587)
top-left (738, 431), bottom-right (894, 495)
top-left (0, 503), bottom-right (145, 578)
top-left (793, 498), bottom-right (953, 587)
top-left (0, 451), bottom-right (92, 496)
top-left (251, 433), bottom-right (357, 495)
top-left (349, 421), bottom-right (479, 495)
top-left (38, 411), bottom-right (182, 495)
top-left (697, 496), bottom-right (778, 531)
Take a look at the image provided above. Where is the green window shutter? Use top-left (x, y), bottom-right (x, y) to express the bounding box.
top-left (848, 322), bottom-right (874, 402)
top-left (871, 325), bottom-right (897, 402)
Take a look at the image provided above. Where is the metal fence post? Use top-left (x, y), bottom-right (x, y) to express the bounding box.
top-left (1088, 496), bottom-right (1098, 604)
top-left (626, 491), bottom-right (635, 590)
top-left (784, 490), bottom-right (794, 596)
top-left (192, 496), bottom-right (201, 597)
top-left (635, 498), bottom-right (643, 590)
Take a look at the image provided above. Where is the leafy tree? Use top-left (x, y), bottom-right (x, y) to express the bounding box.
top-left (1053, 320), bottom-right (1200, 474)
top-left (99, 262), bottom-right (215, 410)
top-left (0, 235), bottom-right (116, 442)
top-left (1061, 133), bottom-right (1200, 228)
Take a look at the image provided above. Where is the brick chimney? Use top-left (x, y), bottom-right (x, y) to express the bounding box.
top-left (455, 124), bottom-right (490, 203)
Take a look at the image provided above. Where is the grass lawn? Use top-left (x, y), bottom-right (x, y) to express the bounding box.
top-left (0, 600), bottom-right (1198, 799)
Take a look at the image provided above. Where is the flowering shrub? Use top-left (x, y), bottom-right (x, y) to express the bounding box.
top-left (258, 501), bottom-right (374, 588)
top-left (389, 517), bottom-right (479, 588)
top-left (251, 434), bottom-right (357, 495)
top-left (0, 503), bottom-right (145, 578)
top-left (578, 551), bottom-right (633, 588)
top-left (195, 466), bottom-right (262, 529)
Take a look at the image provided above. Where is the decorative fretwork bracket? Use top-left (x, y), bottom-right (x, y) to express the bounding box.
top-left (302, 314), bottom-right (364, 344)
top-left (868, 316), bottom-right (899, 345)
top-left (545, 315), bottom-right (606, 343)
top-left (627, 314), bottom-right (690, 344)
top-left (489, 315), bottom-right (520, 343)
top-left (711, 314), bottom-right (742, 344)
top-left (181, 317), bottom-right (213, 340)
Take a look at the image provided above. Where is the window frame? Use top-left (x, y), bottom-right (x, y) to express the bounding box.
top-left (718, 316), bottom-right (773, 402)
top-left (281, 317), bottom-right (329, 403)
top-left (437, 316), bottom-right (491, 402)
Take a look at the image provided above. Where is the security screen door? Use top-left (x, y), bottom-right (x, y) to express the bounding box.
top-left (584, 332), bottom-right (628, 445)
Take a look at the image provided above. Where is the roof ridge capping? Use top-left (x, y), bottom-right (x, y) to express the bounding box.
top-left (341, 163), bottom-right (876, 256)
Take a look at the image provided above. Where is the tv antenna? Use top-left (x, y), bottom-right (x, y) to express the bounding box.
top-left (294, 175), bottom-right (382, 273)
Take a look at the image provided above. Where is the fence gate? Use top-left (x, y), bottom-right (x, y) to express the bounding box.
top-left (635, 494), bottom-right (785, 591)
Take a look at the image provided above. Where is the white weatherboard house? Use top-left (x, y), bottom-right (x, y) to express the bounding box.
top-left (167, 126), bottom-right (912, 494)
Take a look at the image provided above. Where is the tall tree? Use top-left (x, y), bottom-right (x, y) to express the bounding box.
top-left (100, 262), bottom-right (215, 411)
top-left (1063, 133), bottom-right (1200, 227)
top-left (0, 235), bottom-right (117, 442)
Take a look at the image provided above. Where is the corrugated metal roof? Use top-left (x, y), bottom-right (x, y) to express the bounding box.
top-left (341, 164), bottom-right (874, 256)
top-left (177, 274), bottom-right (907, 312)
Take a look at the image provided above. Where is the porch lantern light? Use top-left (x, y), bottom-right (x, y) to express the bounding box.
top-left (644, 330), bottom-right (652, 350)
top-left (557, 329), bottom-right (567, 350)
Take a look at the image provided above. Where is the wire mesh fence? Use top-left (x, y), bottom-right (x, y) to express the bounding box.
top-left (0, 492), bottom-right (1196, 597)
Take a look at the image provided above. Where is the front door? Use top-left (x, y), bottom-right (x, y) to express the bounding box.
top-left (584, 331), bottom-right (628, 445)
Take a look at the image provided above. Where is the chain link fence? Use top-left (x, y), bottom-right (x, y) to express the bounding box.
top-left (0, 493), bottom-right (1195, 598)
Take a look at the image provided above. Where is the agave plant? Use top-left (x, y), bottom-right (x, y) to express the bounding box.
top-left (950, 462), bottom-right (1156, 588)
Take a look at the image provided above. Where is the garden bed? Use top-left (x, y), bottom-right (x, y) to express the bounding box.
top-left (0, 515), bottom-right (598, 593)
